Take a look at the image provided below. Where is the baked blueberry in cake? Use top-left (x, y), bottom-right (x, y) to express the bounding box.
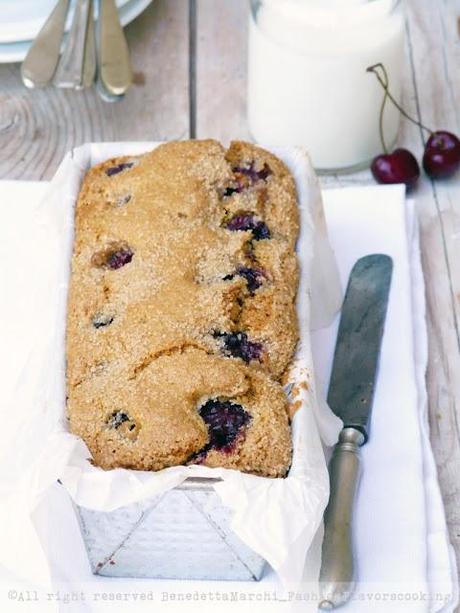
top-left (66, 140), bottom-right (299, 477)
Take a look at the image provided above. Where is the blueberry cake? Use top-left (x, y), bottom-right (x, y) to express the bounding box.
top-left (66, 140), bottom-right (299, 477)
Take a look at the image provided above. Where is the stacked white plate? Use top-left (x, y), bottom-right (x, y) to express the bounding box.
top-left (0, 0), bottom-right (153, 63)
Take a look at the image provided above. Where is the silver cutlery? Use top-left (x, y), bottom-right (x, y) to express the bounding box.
top-left (54, 0), bottom-right (91, 88)
top-left (96, 77), bottom-right (125, 102)
top-left (21, 0), bottom-right (70, 88)
top-left (20, 0), bottom-right (132, 100)
top-left (81, 0), bottom-right (97, 89)
top-left (98, 0), bottom-right (132, 96)
top-left (319, 254), bottom-right (393, 609)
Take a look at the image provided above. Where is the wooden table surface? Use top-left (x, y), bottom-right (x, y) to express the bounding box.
top-left (1, 0), bottom-right (460, 597)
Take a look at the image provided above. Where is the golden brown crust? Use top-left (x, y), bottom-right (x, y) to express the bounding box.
top-left (66, 140), bottom-right (299, 477)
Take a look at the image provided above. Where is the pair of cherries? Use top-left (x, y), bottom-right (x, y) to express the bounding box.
top-left (367, 64), bottom-right (460, 189)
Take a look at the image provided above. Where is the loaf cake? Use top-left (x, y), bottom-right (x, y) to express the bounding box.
top-left (66, 140), bottom-right (300, 477)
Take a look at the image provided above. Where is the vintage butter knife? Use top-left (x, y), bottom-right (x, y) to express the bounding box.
top-left (319, 254), bottom-right (393, 610)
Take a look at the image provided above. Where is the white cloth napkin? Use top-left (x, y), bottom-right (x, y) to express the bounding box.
top-left (314, 185), bottom-right (458, 613)
top-left (0, 181), bottom-right (456, 613)
top-left (407, 197), bottom-right (459, 613)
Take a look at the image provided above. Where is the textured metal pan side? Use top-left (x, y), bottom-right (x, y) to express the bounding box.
top-left (75, 478), bottom-right (266, 581)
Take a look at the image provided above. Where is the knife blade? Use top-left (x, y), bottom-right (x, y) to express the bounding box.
top-left (319, 254), bottom-right (393, 610)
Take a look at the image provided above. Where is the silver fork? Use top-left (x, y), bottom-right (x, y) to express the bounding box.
top-left (81, 0), bottom-right (97, 89)
top-left (54, 0), bottom-right (92, 88)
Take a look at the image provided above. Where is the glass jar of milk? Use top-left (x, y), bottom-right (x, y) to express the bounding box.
top-left (248, 0), bottom-right (404, 172)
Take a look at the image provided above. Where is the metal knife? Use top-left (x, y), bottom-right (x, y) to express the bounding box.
top-left (319, 254), bottom-right (393, 610)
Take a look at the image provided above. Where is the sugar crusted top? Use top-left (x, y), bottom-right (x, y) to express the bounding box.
top-left (66, 140), bottom-right (299, 477)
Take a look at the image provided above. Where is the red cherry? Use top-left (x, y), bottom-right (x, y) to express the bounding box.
top-left (423, 131), bottom-right (460, 179)
top-left (371, 148), bottom-right (420, 189)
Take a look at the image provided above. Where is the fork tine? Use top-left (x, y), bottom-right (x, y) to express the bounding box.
top-left (80, 0), bottom-right (96, 89)
top-left (54, 0), bottom-right (91, 88)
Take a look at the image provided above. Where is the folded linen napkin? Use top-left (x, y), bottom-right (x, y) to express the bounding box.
top-left (313, 185), bottom-right (458, 613)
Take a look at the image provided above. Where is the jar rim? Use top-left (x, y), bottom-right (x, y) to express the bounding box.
top-left (250, 0), bottom-right (402, 28)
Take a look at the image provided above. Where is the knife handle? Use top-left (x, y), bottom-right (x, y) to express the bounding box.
top-left (319, 427), bottom-right (365, 610)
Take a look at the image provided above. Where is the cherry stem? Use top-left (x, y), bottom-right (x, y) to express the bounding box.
top-left (377, 65), bottom-right (389, 153)
top-left (366, 63), bottom-right (433, 139)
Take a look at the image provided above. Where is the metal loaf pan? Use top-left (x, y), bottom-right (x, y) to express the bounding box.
top-left (75, 478), bottom-right (266, 581)
top-left (64, 141), bottom-right (328, 583)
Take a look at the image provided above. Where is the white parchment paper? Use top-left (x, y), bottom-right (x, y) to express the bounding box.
top-left (16, 142), bottom-right (342, 587)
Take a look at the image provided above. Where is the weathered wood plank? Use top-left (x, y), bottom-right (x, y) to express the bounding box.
top-left (402, 1), bottom-right (460, 586)
top-left (0, 0), bottom-right (190, 180)
top-left (195, 0), bottom-right (249, 142)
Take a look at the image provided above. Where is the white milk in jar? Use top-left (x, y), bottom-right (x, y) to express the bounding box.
top-left (247, 0), bottom-right (404, 171)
